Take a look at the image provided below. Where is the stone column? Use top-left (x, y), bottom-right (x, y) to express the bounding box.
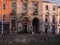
top-left (28, 21), bottom-right (33, 34)
top-left (39, 19), bottom-right (43, 34)
top-left (9, 18), bottom-right (13, 34)
top-left (55, 15), bottom-right (57, 34)
top-left (42, 21), bottom-right (45, 33)
top-left (48, 22), bottom-right (52, 34)
top-left (18, 22), bottom-right (22, 32)
top-left (9, 19), bottom-right (11, 34)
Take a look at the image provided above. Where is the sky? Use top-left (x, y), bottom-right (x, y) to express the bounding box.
top-left (44, 0), bottom-right (60, 6)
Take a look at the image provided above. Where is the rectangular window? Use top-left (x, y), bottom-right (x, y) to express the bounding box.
top-left (46, 5), bottom-right (48, 10)
top-left (11, 20), bottom-right (16, 30)
top-left (45, 15), bottom-right (48, 22)
top-left (53, 6), bottom-right (55, 11)
top-left (45, 26), bottom-right (48, 34)
top-left (3, 4), bottom-right (5, 10)
top-left (23, 3), bottom-right (27, 14)
top-left (45, 12), bottom-right (49, 22)
top-left (52, 26), bottom-right (55, 34)
top-left (3, 15), bottom-right (6, 21)
top-left (12, 3), bottom-right (16, 13)
top-left (33, 3), bottom-right (38, 15)
top-left (45, 18), bottom-right (48, 22)
top-left (52, 15), bottom-right (55, 24)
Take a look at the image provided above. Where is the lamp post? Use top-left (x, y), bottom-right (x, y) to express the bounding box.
top-left (1, 0), bottom-right (4, 34)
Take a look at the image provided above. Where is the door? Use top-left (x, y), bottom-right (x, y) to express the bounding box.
top-left (32, 18), bottom-right (39, 33)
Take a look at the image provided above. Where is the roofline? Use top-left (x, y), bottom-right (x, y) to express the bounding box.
top-left (43, 1), bottom-right (57, 4)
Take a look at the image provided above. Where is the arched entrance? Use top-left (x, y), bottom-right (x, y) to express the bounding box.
top-left (32, 18), bottom-right (39, 33)
top-left (23, 17), bottom-right (29, 33)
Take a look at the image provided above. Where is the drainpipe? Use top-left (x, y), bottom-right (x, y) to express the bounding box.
top-left (1, 0), bottom-right (4, 34)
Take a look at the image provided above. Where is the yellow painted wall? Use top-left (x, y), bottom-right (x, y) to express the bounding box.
top-left (57, 7), bottom-right (60, 34)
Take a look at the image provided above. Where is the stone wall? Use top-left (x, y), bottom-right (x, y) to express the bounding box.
top-left (0, 34), bottom-right (59, 45)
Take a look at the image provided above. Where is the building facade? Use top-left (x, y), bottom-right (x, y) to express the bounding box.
top-left (42, 1), bottom-right (58, 34)
top-left (0, 0), bottom-right (58, 34)
top-left (0, 0), bottom-right (11, 34)
top-left (57, 6), bottom-right (60, 34)
top-left (10, 0), bottom-right (43, 34)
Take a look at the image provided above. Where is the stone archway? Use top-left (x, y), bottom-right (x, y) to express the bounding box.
top-left (32, 18), bottom-right (39, 33)
top-left (22, 17), bottom-right (29, 33)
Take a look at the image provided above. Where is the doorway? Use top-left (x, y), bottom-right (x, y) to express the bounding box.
top-left (32, 18), bottom-right (39, 33)
top-left (23, 17), bottom-right (29, 33)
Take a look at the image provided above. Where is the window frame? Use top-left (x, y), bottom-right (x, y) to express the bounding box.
top-left (46, 5), bottom-right (48, 10)
top-left (53, 5), bottom-right (55, 11)
top-left (11, 3), bottom-right (16, 13)
top-left (33, 3), bottom-right (38, 15)
top-left (3, 4), bottom-right (6, 10)
top-left (23, 3), bottom-right (28, 13)
top-left (3, 15), bottom-right (6, 21)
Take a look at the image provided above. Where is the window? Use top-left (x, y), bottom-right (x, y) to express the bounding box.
top-left (23, 3), bottom-right (27, 13)
top-left (11, 19), bottom-right (16, 30)
top-left (52, 26), bottom-right (55, 34)
top-left (12, 3), bottom-right (16, 13)
top-left (46, 5), bottom-right (48, 10)
top-left (47, 12), bottom-right (49, 15)
top-left (33, 3), bottom-right (38, 15)
top-left (52, 15), bottom-right (55, 24)
top-left (45, 16), bottom-right (48, 22)
top-left (45, 26), bottom-right (48, 34)
top-left (53, 6), bottom-right (55, 11)
top-left (3, 15), bottom-right (6, 21)
top-left (3, 4), bottom-right (6, 10)
top-left (45, 12), bottom-right (49, 22)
